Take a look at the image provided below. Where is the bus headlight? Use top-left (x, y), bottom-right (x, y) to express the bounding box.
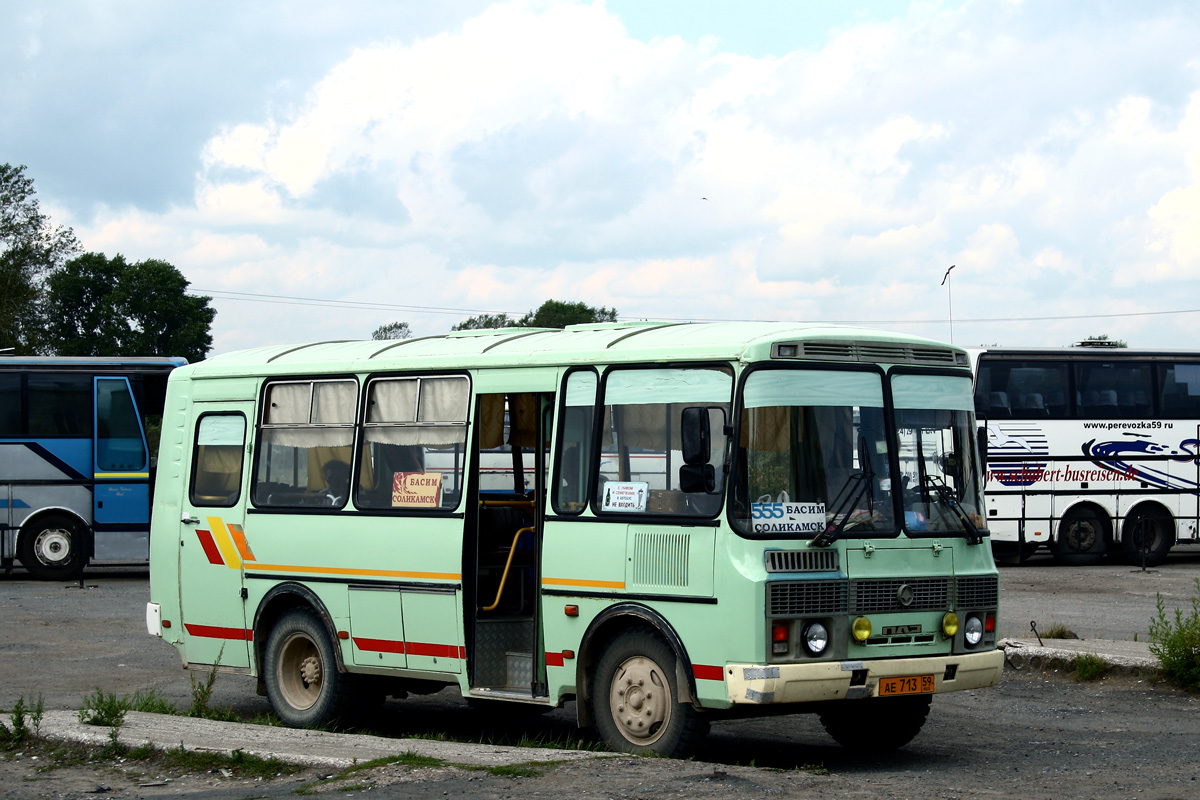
top-left (941, 612), bottom-right (960, 638)
top-left (964, 614), bottom-right (984, 646)
top-left (803, 622), bottom-right (829, 655)
top-left (851, 616), bottom-right (872, 642)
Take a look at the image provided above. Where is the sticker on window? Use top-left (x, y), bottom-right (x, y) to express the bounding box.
top-left (392, 472), bottom-right (443, 508)
top-left (751, 502), bottom-right (826, 534)
top-left (601, 481), bottom-right (649, 512)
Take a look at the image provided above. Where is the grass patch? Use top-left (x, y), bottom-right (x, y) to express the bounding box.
top-left (464, 760), bottom-right (559, 778)
top-left (1149, 578), bottom-right (1200, 691)
top-left (1072, 653), bottom-right (1108, 681)
top-left (157, 744), bottom-right (297, 779)
top-left (1039, 623), bottom-right (1079, 640)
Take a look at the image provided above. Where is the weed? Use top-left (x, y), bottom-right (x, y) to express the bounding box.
top-left (188, 645), bottom-right (223, 718)
top-left (1149, 578), bottom-right (1200, 691)
top-left (1040, 623), bottom-right (1079, 639)
top-left (4, 695), bottom-right (44, 743)
top-left (129, 689), bottom-right (177, 715)
top-left (1072, 653), bottom-right (1108, 682)
top-left (78, 688), bottom-right (128, 728)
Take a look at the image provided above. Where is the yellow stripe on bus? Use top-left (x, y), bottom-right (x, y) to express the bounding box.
top-left (243, 562), bottom-right (461, 581)
top-left (206, 517), bottom-right (243, 570)
top-left (94, 472), bottom-right (150, 479)
top-left (542, 577), bottom-right (626, 589)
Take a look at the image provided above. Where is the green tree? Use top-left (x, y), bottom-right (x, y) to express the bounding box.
top-left (1075, 334), bottom-right (1128, 348)
top-left (0, 164), bottom-right (80, 353)
top-left (372, 321), bottom-right (412, 340)
top-left (43, 253), bottom-right (215, 362)
top-left (451, 300), bottom-right (617, 331)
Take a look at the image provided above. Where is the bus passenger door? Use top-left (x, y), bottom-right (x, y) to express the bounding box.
top-left (177, 405), bottom-right (254, 669)
top-left (92, 377), bottom-right (152, 562)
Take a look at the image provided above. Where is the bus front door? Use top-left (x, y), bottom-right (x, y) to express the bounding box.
top-left (92, 377), bottom-right (152, 562)
top-left (177, 406), bottom-right (254, 670)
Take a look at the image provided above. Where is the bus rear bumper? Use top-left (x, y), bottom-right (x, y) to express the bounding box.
top-left (725, 648), bottom-right (1004, 706)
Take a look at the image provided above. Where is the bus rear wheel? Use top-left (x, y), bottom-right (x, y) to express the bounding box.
top-left (264, 609), bottom-right (353, 728)
top-left (592, 629), bottom-right (709, 758)
top-left (18, 516), bottom-right (87, 581)
top-left (818, 694), bottom-right (932, 751)
top-left (1121, 507), bottom-right (1173, 567)
top-left (1051, 508), bottom-right (1107, 566)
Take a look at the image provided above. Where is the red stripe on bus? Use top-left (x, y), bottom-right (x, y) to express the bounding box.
top-left (692, 664), bottom-right (724, 681)
top-left (404, 641), bottom-right (466, 659)
top-left (545, 652), bottom-right (565, 667)
top-left (353, 637), bottom-right (406, 654)
top-left (195, 529), bottom-right (224, 565)
top-left (185, 623), bottom-right (252, 641)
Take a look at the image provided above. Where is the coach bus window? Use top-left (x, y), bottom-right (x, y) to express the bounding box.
top-left (553, 370), bottom-right (597, 514)
top-left (191, 414), bottom-right (247, 507)
top-left (28, 373), bottom-right (92, 436)
top-left (1074, 361), bottom-right (1153, 418)
top-left (892, 374), bottom-right (984, 536)
top-left (974, 359), bottom-right (1070, 419)
top-left (254, 379), bottom-right (357, 508)
top-left (1159, 362), bottom-right (1200, 417)
top-left (731, 368), bottom-right (893, 537)
top-left (357, 376), bottom-right (469, 511)
top-left (595, 366), bottom-right (732, 517)
top-left (0, 374), bottom-right (20, 435)
top-left (96, 378), bottom-right (148, 472)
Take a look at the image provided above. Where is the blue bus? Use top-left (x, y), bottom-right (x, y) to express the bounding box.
top-left (1, 356), bottom-right (185, 579)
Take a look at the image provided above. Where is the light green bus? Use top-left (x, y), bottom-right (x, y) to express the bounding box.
top-left (146, 321), bottom-right (1002, 757)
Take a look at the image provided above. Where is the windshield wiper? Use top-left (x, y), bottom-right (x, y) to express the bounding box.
top-left (921, 474), bottom-right (983, 545)
top-left (812, 437), bottom-right (874, 548)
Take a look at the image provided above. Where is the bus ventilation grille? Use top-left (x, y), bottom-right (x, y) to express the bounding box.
top-left (776, 341), bottom-right (967, 368)
top-left (767, 580), bottom-right (848, 616)
top-left (955, 575), bottom-right (999, 608)
top-left (850, 577), bottom-right (951, 613)
top-left (765, 549), bottom-right (839, 573)
top-left (629, 531), bottom-right (690, 588)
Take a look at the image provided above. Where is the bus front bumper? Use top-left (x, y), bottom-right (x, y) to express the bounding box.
top-left (725, 648), bottom-right (1004, 706)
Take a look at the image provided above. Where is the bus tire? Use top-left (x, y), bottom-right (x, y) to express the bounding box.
top-left (18, 516), bottom-right (87, 581)
top-left (591, 628), bottom-right (709, 758)
top-left (1051, 507), bottom-right (1107, 566)
top-left (818, 694), bottom-right (931, 751)
top-left (263, 608), bottom-right (353, 728)
top-left (1120, 506), bottom-right (1173, 567)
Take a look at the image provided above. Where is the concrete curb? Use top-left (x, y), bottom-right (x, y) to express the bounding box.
top-left (999, 637), bottom-right (1159, 675)
top-left (35, 710), bottom-right (616, 770)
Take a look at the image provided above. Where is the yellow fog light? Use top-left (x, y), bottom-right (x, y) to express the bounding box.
top-left (942, 612), bottom-right (960, 638)
top-left (851, 616), bottom-right (872, 642)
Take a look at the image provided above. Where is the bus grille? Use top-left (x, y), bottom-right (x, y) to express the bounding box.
top-left (775, 340), bottom-right (967, 368)
top-left (629, 531), bottom-right (690, 588)
top-left (956, 575), bottom-right (999, 608)
top-left (768, 580), bottom-right (848, 616)
top-left (765, 550), bottom-right (840, 573)
top-left (850, 578), bottom-right (951, 613)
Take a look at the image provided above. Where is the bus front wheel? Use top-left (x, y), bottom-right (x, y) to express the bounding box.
top-left (1051, 508), bottom-right (1107, 566)
top-left (18, 516), bottom-right (87, 581)
top-left (591, 629), bottom-right (709, 758)
top-left (263, 609), bottom-right (353, 728)
top-left (818, 694), bottom-right (931, 751)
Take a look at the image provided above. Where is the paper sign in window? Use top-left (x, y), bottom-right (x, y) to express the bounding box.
top-left (601, 481), bottom-right (649, 512)
top-left (392, 472), bottom-right (443, 508)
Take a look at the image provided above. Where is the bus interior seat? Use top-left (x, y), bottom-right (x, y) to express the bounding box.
top-left (1016, 393), bottom-right (1047, 416)
top-left (988, 392), bottom-right (1012, 418)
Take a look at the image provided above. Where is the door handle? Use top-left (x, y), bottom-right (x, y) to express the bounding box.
top-left (181, 513), bottom-right (200, 525)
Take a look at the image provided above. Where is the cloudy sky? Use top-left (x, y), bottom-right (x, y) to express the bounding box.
top-left (3, 0), bottom-right (1199, 355)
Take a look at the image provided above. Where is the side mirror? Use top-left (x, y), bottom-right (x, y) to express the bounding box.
top-left (680, 406), bottom-right (710, 465)
top-left (976, 426), bottom-right (988, 461)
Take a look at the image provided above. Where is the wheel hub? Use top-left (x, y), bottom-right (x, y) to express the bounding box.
top-left (609, 655), bottom-right (669, 744)
top-left (33, 528), bottom-right (72, 566)
top-left (299, 655), bottom-right (321, 687)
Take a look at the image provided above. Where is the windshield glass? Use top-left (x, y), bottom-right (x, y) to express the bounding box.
top-left (731, 368), bottom-right (896, 538)
top-left (892, 374), bottom-right (985, 536)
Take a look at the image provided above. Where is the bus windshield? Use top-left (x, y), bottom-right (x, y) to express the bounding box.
top-left (892, 373), bottom-right (984, 537)
top-left (732, 367), bottom-right (896, 538)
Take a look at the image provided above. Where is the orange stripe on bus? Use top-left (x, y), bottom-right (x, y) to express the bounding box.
top-left (243, 562), bottom-right (461, 581)
top-left (227, 523), bottom-right (256, 562)
top-left (541, 577), bottom-right (626, 589)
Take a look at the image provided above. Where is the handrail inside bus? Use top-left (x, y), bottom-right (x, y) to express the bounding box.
top-left (481, 526), bottom-right (534, 612)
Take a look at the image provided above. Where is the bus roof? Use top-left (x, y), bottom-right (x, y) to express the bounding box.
top-left (0, 355), bottom-right (187, 371)
top-left (970, 347), bottom-right (1200, 361)
top-left (181, 321), bottom-right (969, 379)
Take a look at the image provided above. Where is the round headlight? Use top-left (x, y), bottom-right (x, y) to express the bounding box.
top-left (942, 612), bottom-right (960, 638)
top-left (964, 614), bottom-right (984, 646)
top-left (804, 622), bottom-right (829, 655)
top-left (851, 616), bottom-right (872, 642)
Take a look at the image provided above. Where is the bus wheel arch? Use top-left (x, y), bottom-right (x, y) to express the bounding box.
top-left (1120, 502), bottom-right (1174, 567)
top-left (252, 583), bottom-right (346, 696)
top-left (17, 510), bottom-right (90, 580)
top-left (1051, 503), bottom-right (1110, 566)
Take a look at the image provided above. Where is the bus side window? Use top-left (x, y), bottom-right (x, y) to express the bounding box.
top-left (191, 414), bottom-right (247, 508)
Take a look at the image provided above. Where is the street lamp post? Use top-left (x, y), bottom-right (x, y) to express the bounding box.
top-left (941, 264), bottom-right (956, 344)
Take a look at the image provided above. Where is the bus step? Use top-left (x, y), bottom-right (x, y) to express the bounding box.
top-left (506, 651), bottom-right (532, 689)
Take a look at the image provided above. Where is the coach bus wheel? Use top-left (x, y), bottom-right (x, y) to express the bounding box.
top-left (818, 694), bottom-right (931, 751)
top-left (18, 517), bottom-right (86, 581)
top-left (1121, 507), bottom-right (1172, 567)
top-left (1051, 508), bottom-right (1107, 566)
top-left (591, 629), bottom-right (709, 758)
top-left (264, 609), bottom-right (352, 728)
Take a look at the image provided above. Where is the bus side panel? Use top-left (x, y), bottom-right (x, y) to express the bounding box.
top-left (148, 374), bottom-right (193, 647)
